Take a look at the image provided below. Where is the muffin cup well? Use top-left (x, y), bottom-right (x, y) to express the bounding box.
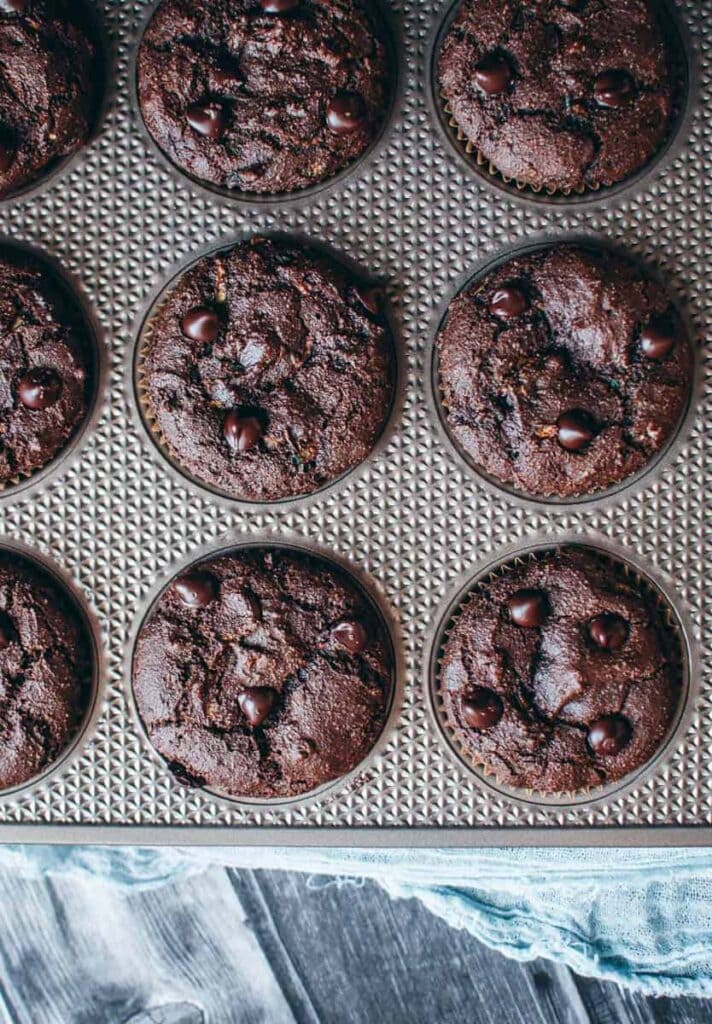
top-left (127, 530), bottom-right (405, 814)
top-left (130, 231), bottom-right (404, 514)
top-left (425, 533), bottom-right (697, 814)
top-left (426, 0), bottom-right (694, 208)
top-left (129, 0), bottom-right (403, 212)
top-left (0, 539), bottom-right (106, 804)
top-left (426, 231), bottom-right (700, 513)
top-left (0, 240), bottom-right (107, 506)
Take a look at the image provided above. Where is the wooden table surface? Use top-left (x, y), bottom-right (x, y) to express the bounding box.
top-left (0, 863), bottom-right (708, 1023)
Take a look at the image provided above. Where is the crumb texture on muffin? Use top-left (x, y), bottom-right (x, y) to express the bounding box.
top-left (0, 552), bottom-right (92, 791)
top-left (132, 547), bottom-right (394, 800)
top-left (436, 244), bottom-right (691, 499)
top-left (142, 236), bottom-right (395, 502)
top-left (439, 547), bottom-right (681, 796)
top-left (137, 0), bottom-right (391, 194)
top-left (0, 0), bottom-right (100, 198)
top-left (0, 249), bottom-right (94, 485)
top-left (438, 0), bottom-right (674, 192)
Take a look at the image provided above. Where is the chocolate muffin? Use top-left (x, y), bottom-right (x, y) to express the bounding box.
top-left (438, 546), bottom-right (682, 796)
top-left (437, 0), bottom-right (676, 193)
top-left (436, 244), bottom-right (692, 499)
top-left (132, 546), bottom-right (394, 800)
top-left (136, 0), bottom-right (392, 195)
top-left (0, 551), bottom-right (93, 791)
top-left (0, 249), bottom-right (96, 487)
top-left (140, 237), bottom-right (395, 502)
top-left (0, 0), bottom-right (101, 199)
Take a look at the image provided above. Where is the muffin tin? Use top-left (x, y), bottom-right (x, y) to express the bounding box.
top-left (0, 0), bottom-right (709, 845)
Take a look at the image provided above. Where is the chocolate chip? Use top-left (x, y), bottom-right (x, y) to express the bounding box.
top-left (326, 93), bottom-right (368, 134)
top-left (355, 285), bottom-right (382, 317)
top-left (0, 0), bottom-right (26, 11)
top-left (295, 736), bottom-right (316, 760)
top-left (181, 306), bottom-right (220, 343)
top-left (17, 368), bottom-right (62, 410)
top-left (489, 286), bottom-right (528, 319)
top-left (332, 620), bottom-right (368, 654)
top-left (260, 0), bottom-right (299, 10)
top-left (462, 687), bottom-right (503, 729)
top-left (508, 589), bottom-right (548, 628)
top-left (224, 411), bottom-right (263, 452)
top-left (186, 101), bottom-right (229, 139)
top-left (587, 714), bottom-right (632, 756)
top-left (0, 612), bottom-right (14, 649)
top-left (594, 70), bottom-right (635, 108)
top-left (238, 686), bottom-right (278, 727)
top-left (557, 410), bottom-right (596, 451)
top-left (174, 571), bottom-right (218, 608)
top-left (589, 612), bottom-right (628, 651)
top-left (0, 138), bottom-right (15, 173)
top-left (640, 317), bottom-right (677, 360)
top-left (475, 54), bottom-right (512, 95)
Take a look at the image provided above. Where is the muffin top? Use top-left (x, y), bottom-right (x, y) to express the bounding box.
top-left (0, 551), bottom-right (93, 791)
top-left (132, 547), bottom-right (394, 800)
top-left (141, 236), bottom-right (395, 502)
top-left (0, 249), bottom-right (95, 486)
top-left (137, 0), bottom-right (391, 195)
top-left (438, 0), bottom-right (674, 193)
top-left (436, 244), bottom-right (692, 500)
top-left (0, 0), bottom-right (101, 199)
top-left (439, 546), bottom-right (681, 796)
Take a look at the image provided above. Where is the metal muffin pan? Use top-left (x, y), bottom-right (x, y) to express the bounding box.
top-left (0, 0), bottom-right (708, 845)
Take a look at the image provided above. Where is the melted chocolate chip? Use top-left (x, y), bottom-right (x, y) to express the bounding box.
top-left (640, 317), bottom-right (677, 360)
top-left (181, 306), bottom-right (220, 343)
top-left (557, 410), bottom-right (596, 451)
top-left (224, 411), bottom-right (263, 452)
top-left (593, 70), bottom-right (635, 108)
top-left (589, 612), bottom-right (628, 651)
top-left (508, 588), bottom-right (548, 628)
top-left (462, 687), bottom-right (503, 729)
top-left (474, 54), bottom-right (512, 95)
top-left (0, 612), bottom-right (14, 649)
top-left (17, 368), bottom-right (62, 410)
top-left (260, 0), bottom-right (299, 10)
top-left (489, 286), bottom-right (528, 319)
top-left (355, 285), bottom-right (382, 317)
top-left (332, 619), bottom-right (368, 654)
top-left (174, 571), bottom-right (218, 608)
top-left (326, 93), bottom-right (368, 134)
top-left (587, 714), bottom-right (632, 756)
top-left (186, 101), bottom-right (229, 139)
top-left (238, 686), bottom-right (278, 727)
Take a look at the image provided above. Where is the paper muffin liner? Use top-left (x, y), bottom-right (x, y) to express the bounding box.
top-left (427, 231), bottom-right (700, 513)
top-left (426, 534), bottom-right (696, 812)
top-left (126, 530), bottom-right (405, 816)
top-left (132, 232), bottom-right (404, 514)
top-left (0, 539), bottom-right (107, 805)
top-left (427, 0), bottom-right (694, 208)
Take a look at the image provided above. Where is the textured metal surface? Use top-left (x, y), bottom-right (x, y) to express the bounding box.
top-left (0, 0), bottom-right (708, 836)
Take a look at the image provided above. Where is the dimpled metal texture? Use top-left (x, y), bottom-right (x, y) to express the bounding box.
top-left (0, 0), bottom-right (708, 839)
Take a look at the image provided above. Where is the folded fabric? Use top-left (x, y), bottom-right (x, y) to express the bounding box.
top-left (1, 844), bottom-right (711, 999)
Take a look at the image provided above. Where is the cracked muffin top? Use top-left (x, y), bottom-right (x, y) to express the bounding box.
top-left (436, 244), bottom-right (692, 500)
top-left (0, 0), bottom-right (101, 199)
top-left (437, 0), bottom-right (675, 193)
top-left (0, 248), bottom-right (96, 486)
top-left (439, 546), bottom-right (682, 796)
top-left (141, 236), bottom-right (395, 502)
top-left (136, 0), bottom-right (392, 195)
top-left (132, 546), bottom-right (394, 800)
top-left (0, 551), bottom-right (93, 791)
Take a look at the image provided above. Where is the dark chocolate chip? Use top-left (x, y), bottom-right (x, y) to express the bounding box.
top-left (640, 317), bottom-right (677, 360)
top-left (17, 368), bottom-right (62, 410)
top-left (489, 286), bottom-right (528, 319)
top-left (593, 70), bottom-right (635, 108)
top-left (508, 588), bottom-right (548, 628)
top-left (238, 686), bottom-right (278, 727)
top-left (475, 54), bottom-right (512, 95)
top-left (260, 0), bottom-right (299, 10)
top-left (295, 737), bottom-right (316, 760)
top-left (326, 93), bottom-right (368, 134)
top-left (332, 619), bottom-right (368, 654)
top-left (587, 714), bottom-right (632, 756)
top-left (186, 101), bottom-right (229, 139)
top-left (181, 306), bottom-right (220, 343)
top-left (355, 285), bottom-right (382, 317)
top-left (174, 571), bottom-right (218, 608)
top-left (0, 612), bottom-right (14, 649)
top-left (589, 612), bottom-right (628, 651)
top-left (462, 687), bottom-right (503, 730)
top-left (224, 411), bottom-right (263, 452)
top-left (557, 410), bottom-right (596, 451)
